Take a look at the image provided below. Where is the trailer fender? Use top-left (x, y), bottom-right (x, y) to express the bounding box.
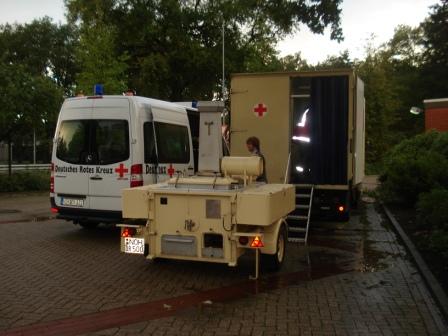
top-left (260, 219), bottom-right (286, 255)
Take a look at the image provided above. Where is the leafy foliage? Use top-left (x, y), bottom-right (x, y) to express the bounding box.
top-left (420, 0), bottom-right (448, 99)
top-left (417, 188), bottom-right (448, 258)
top-left (0, 171), bottom-right (49, 192)
top-left (417, 188), bottom-right (448, 230)
top-left (65, 0), bottom-right (343, 100)
top-left (379, 131), bottom-right (448, 205)
top-left (76, 23), bottom-right (128, 95)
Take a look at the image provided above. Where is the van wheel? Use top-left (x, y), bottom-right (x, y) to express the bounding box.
top-left (79, 221), bottom-right (99, 229)
top-left (262, 226), bottom-right (286, 272)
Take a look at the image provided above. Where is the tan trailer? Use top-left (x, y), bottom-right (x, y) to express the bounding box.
top-left (119, 156), bottom-right (295, 278)
top-left (230, 69), bottom-right (365, 241)
top-left (118, 102), bottom-right (295, 278)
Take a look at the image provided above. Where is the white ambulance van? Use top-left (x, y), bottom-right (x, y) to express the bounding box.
top-left (50, 95), bottom-right (199, 228)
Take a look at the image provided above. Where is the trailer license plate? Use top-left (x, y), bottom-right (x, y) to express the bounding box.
top-left (124, 237), bottom-right (145, 254)
top-left (61, 198), bottom-right (84, 207)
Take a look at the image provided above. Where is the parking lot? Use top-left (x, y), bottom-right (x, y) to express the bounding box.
top-left (0, 193), bottom-right (447, 336)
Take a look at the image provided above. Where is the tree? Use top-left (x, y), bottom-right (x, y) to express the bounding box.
top-left (75, 22), bottom-right (128, 95)
top-left (420, 0), bottom-right (448, 99)
top-left (0, 59), bottom-right (63, 171)
top-left (0, 18), bottom-right (79, 95)
top-left (65, 0), bottom-right (344, 100)
top-left (315, 50), bottom-right (353, 69)
top-left (349, 26), bottom-right (424, 171)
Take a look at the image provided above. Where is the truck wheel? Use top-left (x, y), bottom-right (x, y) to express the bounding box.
top-left (262, 226), bottom-right (287, 272)
top-left (351, 185), bottom-right (360, 209)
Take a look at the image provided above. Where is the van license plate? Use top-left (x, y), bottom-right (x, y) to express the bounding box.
top-left (124, 237), bottom-right (145, 254)
top-left (61, 198), bottom-right (84, 207)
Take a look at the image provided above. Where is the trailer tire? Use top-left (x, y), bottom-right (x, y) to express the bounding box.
top-left (262, 225), bottom-right (287, 272)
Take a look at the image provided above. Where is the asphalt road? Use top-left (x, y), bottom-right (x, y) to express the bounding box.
top-left (0, 193), bottom-right (446, 336)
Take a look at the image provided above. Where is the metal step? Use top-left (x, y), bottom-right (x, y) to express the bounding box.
top-left (296, 193), bottom-right (311, 198)
top-left (288, 237), bottom-right (305, 243)
top-left (288, 215), bottom-right (308, 220)
top-left (295, 204), bottom-right (309, 209)
top-left (288, 227), bottom-right (306, 233)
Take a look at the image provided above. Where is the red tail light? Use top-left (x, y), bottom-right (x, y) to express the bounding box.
top-left (130, 164), bottom-right (143, 188)
top-left (121, 227), bottom-right (136, 237)
top-left (239, 236), bottom-right (249, 245)
top-left (50, 162), bottom-right (55, 193)
top-left (51, 207), bottom-right (58, 213)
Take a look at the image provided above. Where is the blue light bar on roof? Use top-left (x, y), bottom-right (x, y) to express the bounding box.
top-left (94, 84), bottom-right (104, 96)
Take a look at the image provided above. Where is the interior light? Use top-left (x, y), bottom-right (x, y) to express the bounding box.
top-left (292, 136), bottom-right (311, 143)
top-left (297, 108), bottom-right (309, 127)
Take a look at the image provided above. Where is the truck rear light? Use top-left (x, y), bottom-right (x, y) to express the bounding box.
top-left (238, 236), bottom-right (249, 245)
top-left (250, 236), bottom-right (264, 248)
top-left (121, 228), bottom-right (136, 237)
top-left (50, 162), bottom-right (55, 193)
top-left (130, 164), bottom-right (143, 188)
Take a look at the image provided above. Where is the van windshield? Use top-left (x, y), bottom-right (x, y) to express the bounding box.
top-left (56, 119), bottom-right (129, 165)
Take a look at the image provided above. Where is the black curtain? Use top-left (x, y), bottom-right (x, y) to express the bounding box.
top-left (310, 76), bottom-right (349, 184)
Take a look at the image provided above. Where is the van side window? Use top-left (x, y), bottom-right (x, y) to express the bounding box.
top-left (144, 122), bottom-right (190, 164)
top-left (56, 120), bottom-right (89, 164)
top-left (143, 122), bottom-right (157, 163)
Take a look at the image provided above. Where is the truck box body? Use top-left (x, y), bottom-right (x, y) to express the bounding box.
top-left (230, 70), bottom-right (365, 218)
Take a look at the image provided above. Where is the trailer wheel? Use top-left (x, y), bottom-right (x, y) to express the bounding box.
top-left (262, 225), bottom-right (287, 272)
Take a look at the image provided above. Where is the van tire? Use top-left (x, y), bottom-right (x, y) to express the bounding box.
top-left (262, 225), bottom-right (286, 272)
top-left (79, 221), bottom-right (99, 229)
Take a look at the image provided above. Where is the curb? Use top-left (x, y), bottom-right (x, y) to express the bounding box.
top-left (382, 204), bottom-right (448, 323)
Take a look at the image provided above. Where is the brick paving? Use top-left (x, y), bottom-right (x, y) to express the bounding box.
top-left (0, 195), bottom-right (446, 335)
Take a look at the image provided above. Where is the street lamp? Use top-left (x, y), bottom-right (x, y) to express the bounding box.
top-left (410, 106), bottom-right (423, 115)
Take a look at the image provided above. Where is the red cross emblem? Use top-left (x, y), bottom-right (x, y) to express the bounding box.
top-left (253, 103), bottom-right (268, 117)
top-left (167, 164), bottom-right (175, 178)
top-left (115, 163), bottom-right (128, 178)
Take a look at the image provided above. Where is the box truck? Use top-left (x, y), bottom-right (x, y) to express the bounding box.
top-left (230, 69), bottom-right (365, 242)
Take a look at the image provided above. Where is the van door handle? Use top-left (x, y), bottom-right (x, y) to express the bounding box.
top-left (90, 176), bottom-right (103, 181)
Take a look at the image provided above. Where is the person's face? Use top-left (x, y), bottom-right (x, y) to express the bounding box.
top-left (246, 142), bottom-right (255, 153)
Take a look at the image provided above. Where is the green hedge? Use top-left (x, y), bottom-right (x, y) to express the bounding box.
top-left (380, 131), bottom-right (448, 257)
top-left (0, 170), bottom-right (50, 192)
top-left (417, 188), bottom-right (448, 257)
top-left (379, 131), bottom-right (448, 205)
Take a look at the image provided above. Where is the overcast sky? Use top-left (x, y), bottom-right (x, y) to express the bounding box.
top-left (0, 0), bottom-right (439, 64)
